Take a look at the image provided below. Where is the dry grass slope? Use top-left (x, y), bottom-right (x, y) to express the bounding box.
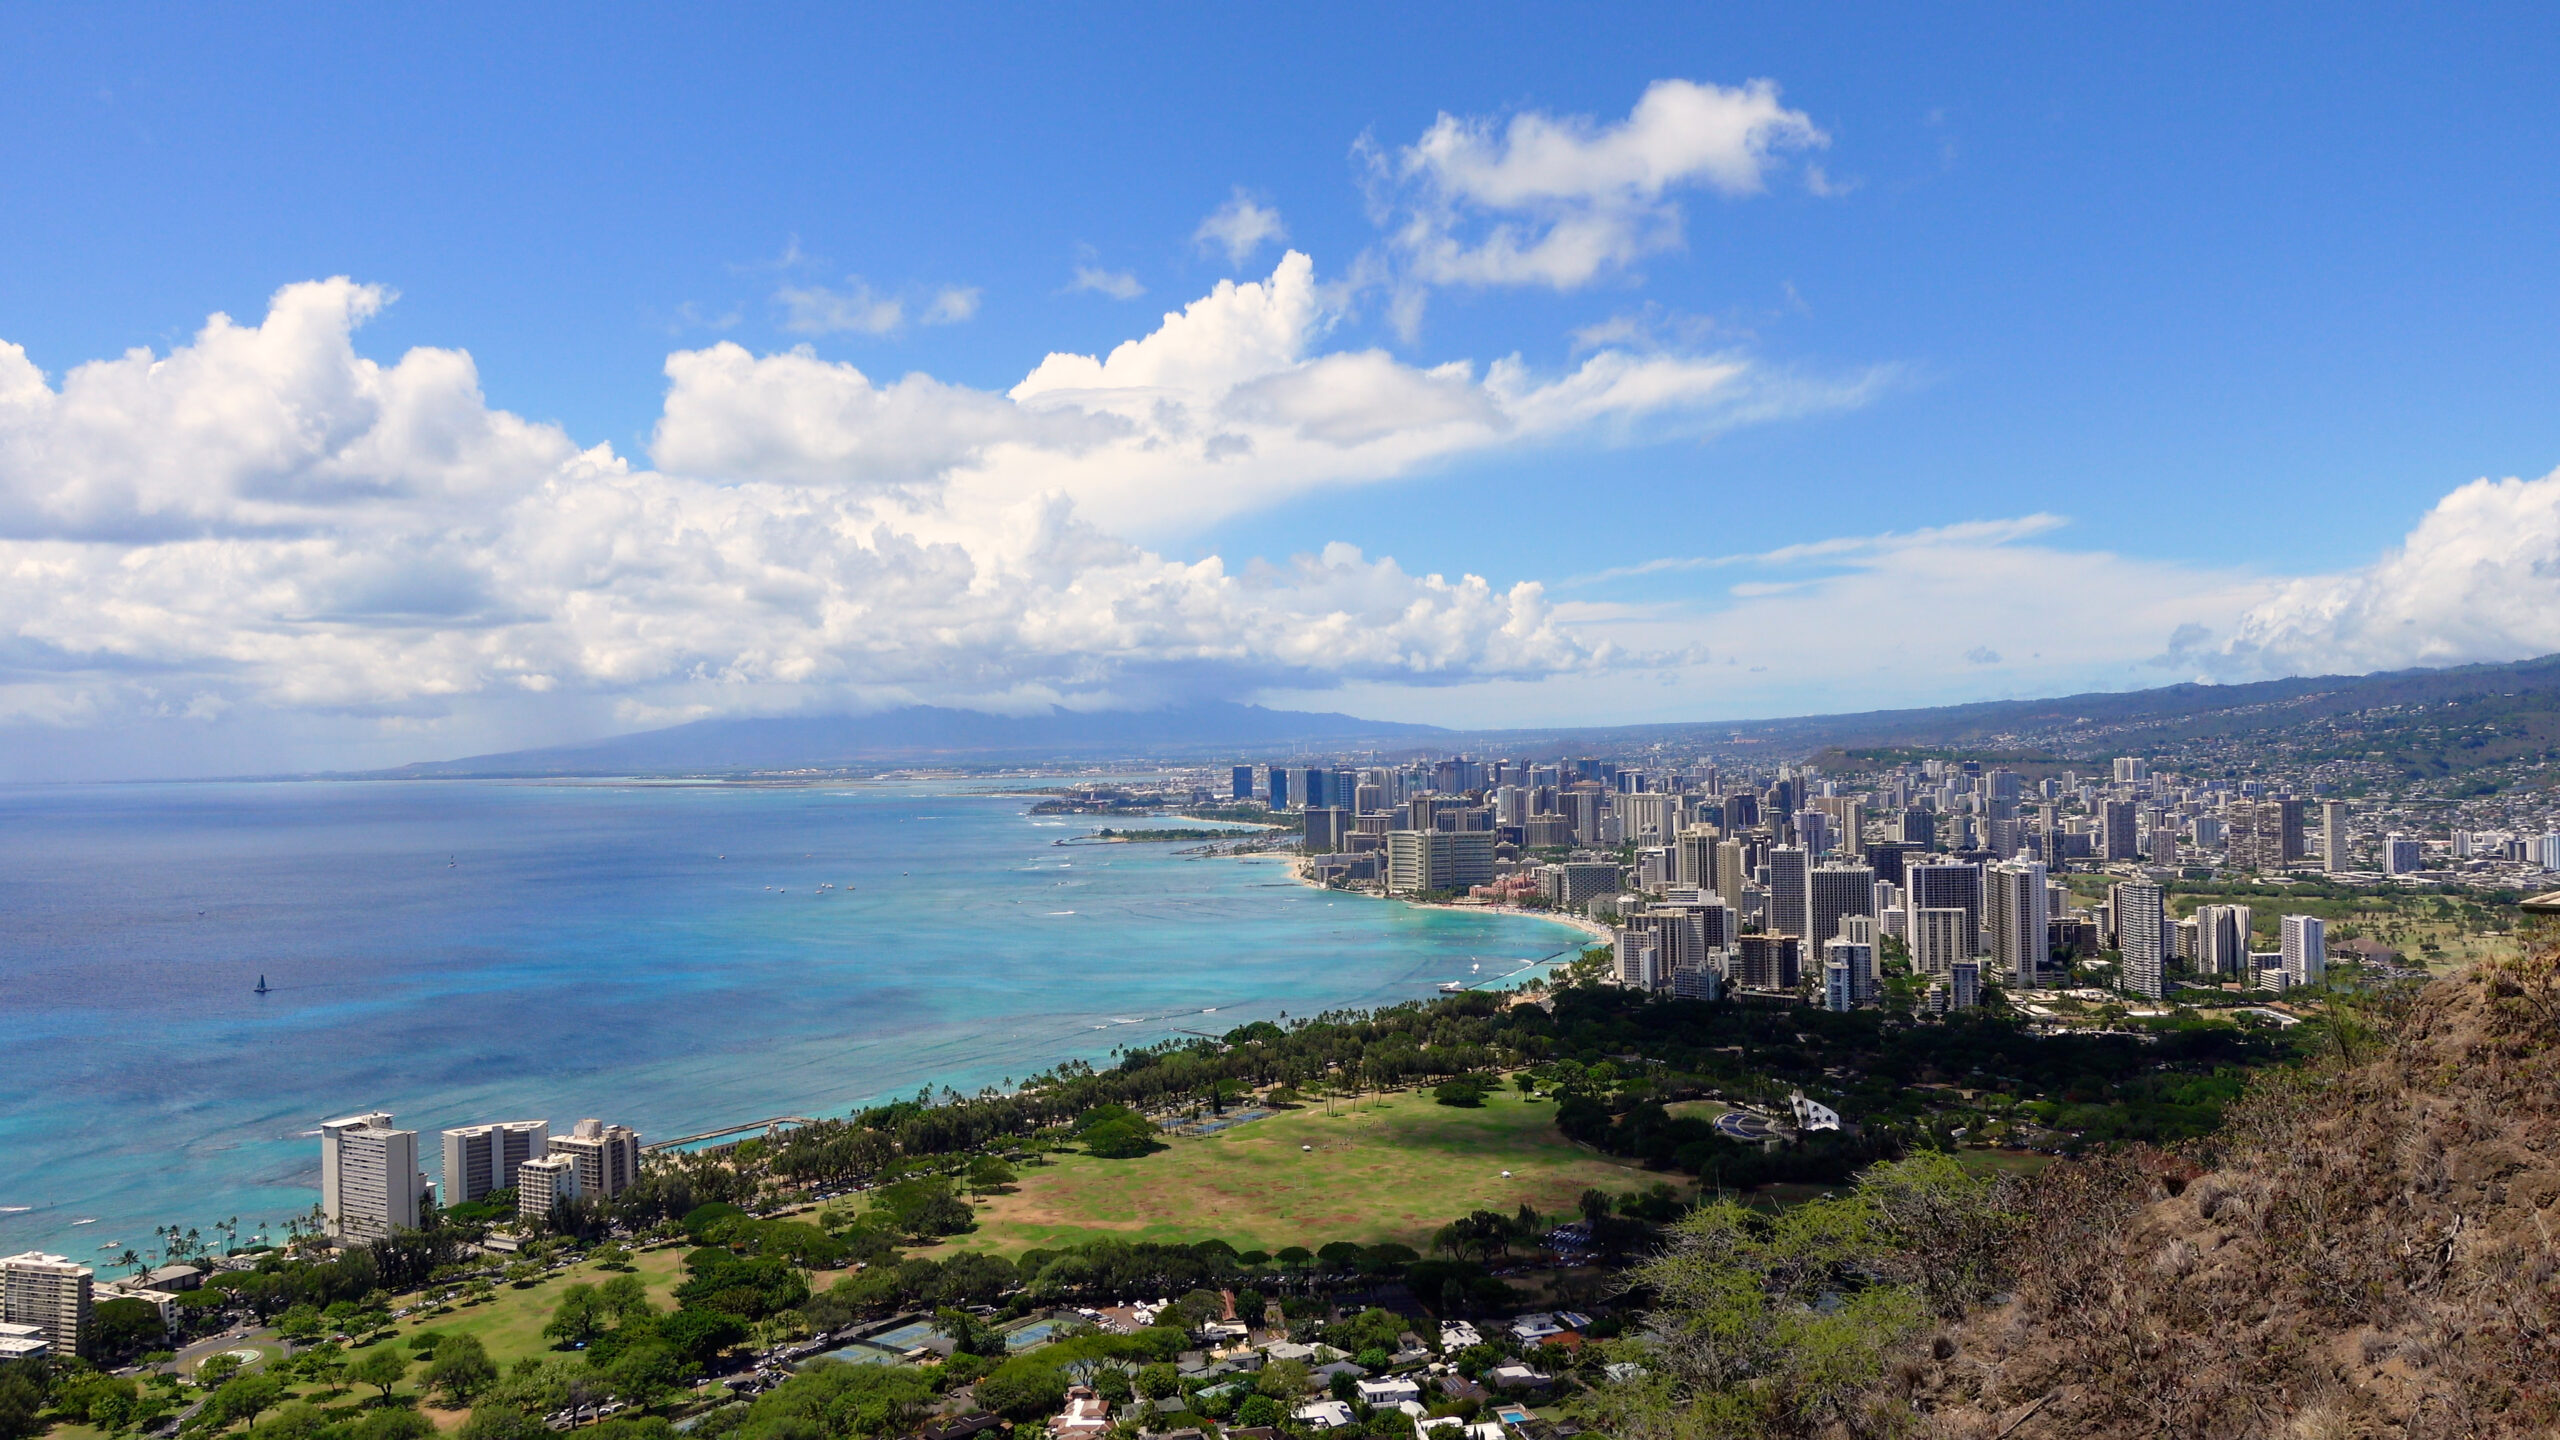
top-left (1876, 937), bottom-right (2560, 1440)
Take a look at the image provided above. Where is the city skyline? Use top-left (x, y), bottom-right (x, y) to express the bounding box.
top-left (6, 8), bottom-right (2560, 782)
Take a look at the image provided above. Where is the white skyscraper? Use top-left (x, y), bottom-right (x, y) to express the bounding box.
top-left (2113, 880), bottom-right (2168, 1000)
top-left (1909, 907), bottom-right (1972, 975)
top-left (2281, 914), bottom-right (2326, 989)
top-left (442, 1120), bottom-right (549, 1207)
top-left (548, 1118), bottom-right (643, 1200)
top-left (1905, 861), bottom-right (1985, 957)
top-left (1985, 861), bottom-right (2050, 989)
top-left (2196, 904), bottom-right (2254, 977)
top-left (322, 1112), bottom-right (426, 1242)
top-left (0, 1252), bottom-right (93, 1357)
top-left (1767, 846), bottom-right (1810, 942)
top-left (1824, 937), bottom-right (1877, 1004)
top-left (1807, 863), bottom-right (1878, 948)
top-left (2321, 801), bottom-right (2350, 873)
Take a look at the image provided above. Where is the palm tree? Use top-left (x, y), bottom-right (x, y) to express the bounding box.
top-left (118, 1249), bottom-right (144, 1278)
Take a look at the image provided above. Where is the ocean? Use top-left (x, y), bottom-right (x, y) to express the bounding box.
top-left (0, 779), bottom-right (1587, 1260)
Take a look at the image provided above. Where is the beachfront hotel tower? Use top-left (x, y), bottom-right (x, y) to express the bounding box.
top-left (548, 1118), bottom-right (642, 1199)
top-left (0, 1251), bottom-right (92, 1357)
top-left (442, 1120), bottom-right (550, 1206)
top-left (321, 1112), bottom-right (427, 1242)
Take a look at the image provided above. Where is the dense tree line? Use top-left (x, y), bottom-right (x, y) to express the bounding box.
top-left (740, 981), bottom-right (2297, 1204)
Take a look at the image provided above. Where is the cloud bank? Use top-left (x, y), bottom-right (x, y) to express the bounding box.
top-left (0, 255), bottom-right (1858, 764)
top-left (2215, 466), bottom-right (2560, 676)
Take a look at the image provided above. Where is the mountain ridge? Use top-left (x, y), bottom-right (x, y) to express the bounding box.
top-left (387, 701), bottom-right (1449, 777)
top-left (385, 653), bottom-right (2560, 778)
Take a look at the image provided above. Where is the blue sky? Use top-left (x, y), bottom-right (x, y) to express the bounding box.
top-left (5, 5), bottom-right (2560, 775)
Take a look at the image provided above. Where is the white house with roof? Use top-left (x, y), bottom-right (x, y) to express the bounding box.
top-left (1356, 1376), bottom-right (1423, 1407)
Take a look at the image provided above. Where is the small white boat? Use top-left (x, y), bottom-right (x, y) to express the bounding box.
top-left (1439, 982), bottom-right (1466, 994)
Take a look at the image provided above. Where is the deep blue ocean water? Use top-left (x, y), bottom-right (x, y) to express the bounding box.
top-left (0, 779), bottom-right (1585, 1260)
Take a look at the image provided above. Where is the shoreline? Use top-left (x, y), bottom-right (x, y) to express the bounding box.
top-left (1282, 853), bottom-right (1613, 945)
top-left (1, 797), bottom-right (1585, 1256)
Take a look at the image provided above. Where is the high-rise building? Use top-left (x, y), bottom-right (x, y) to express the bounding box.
top-left (548, 1119), bottom-right (642, 1200)
top-left (1266, 766), bottom-right (1290, 809)
top-left (1563, 787), bottom-right (1609, 844)
top-left (515, 1153), bottom-right (581, 1220)
top-left (1613, 929), bottom-right (1666, 991)
top-left (1767, 847), bottom-right (1810, 945)
top-left (1539, 860), bottom-right (1623, 910)
top-left (1823, 959), bottom-right (1855, 1012)
top-left (1619, 791), bottom-right (1674, 844)
top-left (1304, 807), bottom-right (1350, 855)
top-left (2112, 881), bottom-right (2167, 1000)
top-left (1717, 839), bottom-right (1749, 908)
top-left (2100, 800), bottom-right (2140, 862)
top-left (1985, 861), bottom-right (2051, 988)
top-left (0, 1252), bottom-right (92, 1357)
top-left (2149, 827), bottom-right (2180, 869)
top-left (1288, 767), bottom-right (1328, 811)
top-left (2227, 798), bottom-right (2306, 871)
top-left (2281, 914), bottom-right (2326, 989)
top-left (2541, 832), bottom-right (2560, 874)
top-left (2196, 904), bottom-right (2254, 977)
top-left (1949, 961), bottom-right (1982, 1009)
top-left (1899, 806), bottom-right (1934, 847)
top-left (2385, 833), bottom-right (2423, 876)
top-left (1824, 937), bottom-right (1877, 1004)
top-left (321, 1112), bottom-right (426, 1242)
top-left (1722, 793), bottom-right (1760, 832)
top-left (1905, 861), bottom-right (1985, 957)
top-left (2321, 801), bottom-right (2350, 873)
top-left (1386, 830), bottom-right (1497, 894)
top-left (1734, 933), bottom-right (1802, 990)
top-left (1807, 864), bottom-right (1878, 948)
top-left (1673, 825), bottom-right (1720, 891)
top-left (1231, 766), bottom-right (1253, 801)
top-left (1909, 907), bottom-right (1971, 975)
top-left (442, 1121), bottom-right (549, 1207)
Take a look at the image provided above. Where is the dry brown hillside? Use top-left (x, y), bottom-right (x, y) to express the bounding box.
top-left (1874, 938), bottom-right (2560, 1439)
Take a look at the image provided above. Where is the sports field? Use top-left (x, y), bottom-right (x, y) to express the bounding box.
top-left (940, 1088), bottom-right (1669, 1258)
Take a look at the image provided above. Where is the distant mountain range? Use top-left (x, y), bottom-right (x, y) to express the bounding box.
top-left (387, 654), bottom-right (2560, 778)
top-left (388, 702), bottom-right (1448, 776)
top-left (1449, 653), bottom-right (2560, 759)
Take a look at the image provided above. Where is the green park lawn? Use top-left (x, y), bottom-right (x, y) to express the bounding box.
top-left (938, 1088), bottom-right (1668, 1258)
top-left (394, 1244), bottom-right (692, 1370)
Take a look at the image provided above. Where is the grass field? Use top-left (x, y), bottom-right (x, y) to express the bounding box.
top-left (935, 1088), bottom-right (1669, 1258)
top-left (398, 1244), bottom-right (692, 1370)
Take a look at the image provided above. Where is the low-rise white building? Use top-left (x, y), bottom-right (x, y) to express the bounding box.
top-left (1355, 1376), bottom-right (1422, 1407)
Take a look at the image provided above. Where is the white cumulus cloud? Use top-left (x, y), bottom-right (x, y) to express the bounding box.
top-left (0, 257), bottom-right (1877, 765)
top-left (1370, 78), bottom-right (1828, 293)
top-left (1194, 189), bottom-right (1288, 268)
top-left (2215, 466), bottom-right (2560, 676)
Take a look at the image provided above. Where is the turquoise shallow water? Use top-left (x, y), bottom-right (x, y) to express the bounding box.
top-left (0, 779), bottom-right (1584, 1260)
